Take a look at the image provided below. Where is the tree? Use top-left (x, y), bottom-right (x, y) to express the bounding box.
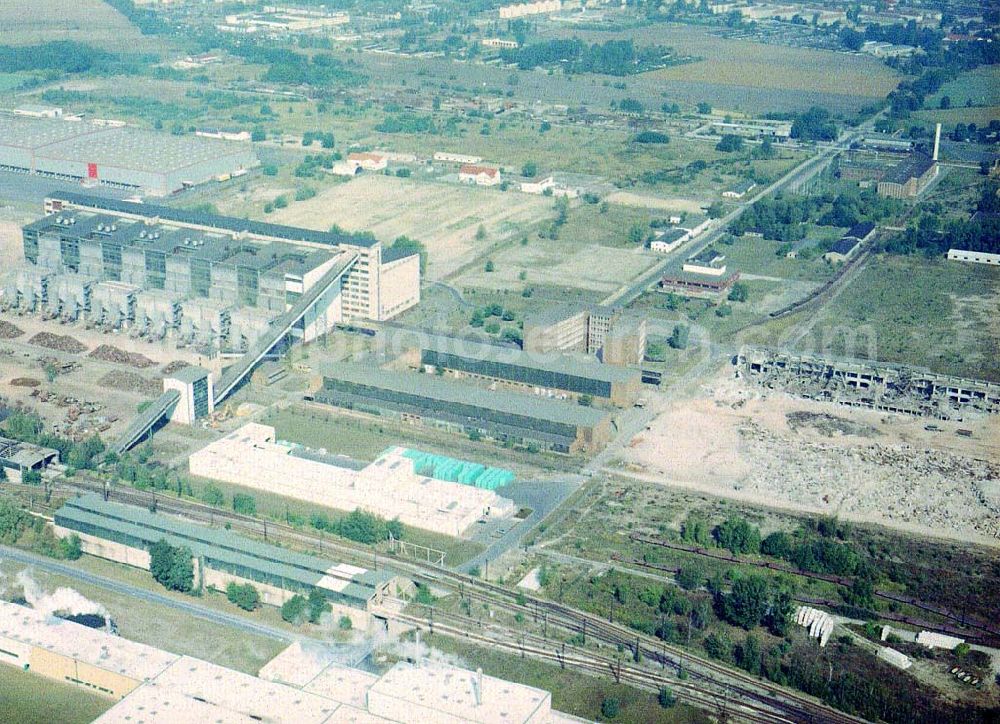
top-left (627, 223), bottom-right (645, 245)
top-left (476, 225), bottom-right (487, 241)
top-left (714, 516), bottom-right (761, 555)
top-left (727, 282), bottom-right (748, 302)
top-left (484, 260), bottom-right (495, 272)
top-left (676, 565), bottom-right (705, 591)
top-left (521, 161), bottom-right (537, 177)
top-left (680, 513), bottom-right (710, 545)
top-left (658, 687), bottom-right (676, 708)
top-left (703, 631), bottom-right (732, 662)
top-left (59, 533), bottom-right (82, 560)
top-left (723, 574), bottom-right (770, 629)
top-left (939, 95), bottom-right (951, 110)
top-left (226, 582), bottom-right (260, 611)
top-left (706, 201), bottom-right (725, 219)
top-left (716, 134), bottom-right (744, 152)
top-left (697, 102), bottom-right (712, 114)
top-left (201, 483), bottom-right (225, 507)
top-left (389, 236), bottom-right (427, 275)
top-left (44, 362), bottom-right (57, 383)
top-left (761, 531), bottom-right (791, 558)
top-left (232, 493), bottom-right (256, 516)
top-left (736, 633), bottom-right (762, 675)
top-left (22, 469), bottom-right (42, 485)
top-left (149, 539), bottom-right (194, 593)
top-left (338, 615), bottom-right (353, 631)
top-left (600, 696), bottom-right (621, 719)
top-left (281, 594), bottom-right (307, 624)
top-left (308, 588), bottom-right (330, 623)
top-left (668, 324), bottom-right (690, 350)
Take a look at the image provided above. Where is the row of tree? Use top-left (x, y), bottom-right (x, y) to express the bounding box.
top-left (500, 38), bottom-right (674, 76)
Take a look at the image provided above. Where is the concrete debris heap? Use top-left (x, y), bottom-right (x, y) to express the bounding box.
top-left (738, 347), bottom-right (1000, 418)
top-left (795, 606), bottom-right (835, 647)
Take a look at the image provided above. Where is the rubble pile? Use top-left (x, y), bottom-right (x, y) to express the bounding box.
top-left (161, 360), bottom-right (190, 376)
top-left (28, 332), bottom-right (86, 354)
top-left (97, 370), bottom-right (161, 397)
top-left (89, 345), bottom-right (157, 369)
top-left (737, 422), bottom-right (1000, 540)
top-left (0, 320), bottom-right (23, 339)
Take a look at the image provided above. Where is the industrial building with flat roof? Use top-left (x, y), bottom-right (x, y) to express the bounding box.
top-left (53, 494), bottom-right (397, 628)
top-left (522, 304), bottom-right (646, 367)
top-left (7, 193), bottom-right (420, 356)
top-left (260, 641), bottom-right (582, 724)
top-left (189, 423), bottom-right (515, 537)
top-left (384, 330), bottom-right (642, 406)
top-left (0, 436), bottom-right (59, 483)
top-left (314, 362), bottom-right (613, 454)
top-left (1, 603), bottom-right (582, 722)
top-left (0, 114), bottom-right (258, 196)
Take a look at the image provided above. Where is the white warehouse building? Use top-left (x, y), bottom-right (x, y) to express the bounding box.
top-left (189, 423), bottom-right (515, 536)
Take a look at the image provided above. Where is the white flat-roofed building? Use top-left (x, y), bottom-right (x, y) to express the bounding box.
top-left (947, 249), bottom-right (1000, 266)
top-left (188, 423), bottom-right (515, 536)
top-left (368, 661), bottom-right (553, 723)
top-left (433, 151), bottom-right (482, 165)
top-left (95, 655), bottom-right (342, 723)
top-left (0, 600), bottom-right (179, 699)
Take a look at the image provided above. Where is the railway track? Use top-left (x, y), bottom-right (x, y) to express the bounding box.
top-left (393, 608), bottom-right (799, 724)
top-left (407, 566), bottom-right (862, 723)
top-left (627, 534), bottom-right (1000, 640)
top-left (7, 478), bottom-right (863, 722)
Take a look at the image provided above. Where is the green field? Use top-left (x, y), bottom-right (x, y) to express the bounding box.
top-left (0, 0), bottom-right (167, 53)
top-left (794, 255), bottom-right (1000, 380)
top-left (0, 665), bottom-right (112, 724)
top-left (718, 233), bottom-right (841, 282)
top-left (924, 65), bottom-right (1000, 109)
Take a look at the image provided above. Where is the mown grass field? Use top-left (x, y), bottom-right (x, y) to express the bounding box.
top-left (0, 665), bottom-right (112, 724)
top-left (924, 65), bottom-right (1000, 109)
top-left (540, 23), bottom-right (899, 114)
top-left (0, 0), bottom-right (164, 53)
top-left (794, 255), bottom-right (1000, 381)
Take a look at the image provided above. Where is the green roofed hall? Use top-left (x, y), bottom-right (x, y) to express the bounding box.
top-left (53, 494), bottom-right (395, 612)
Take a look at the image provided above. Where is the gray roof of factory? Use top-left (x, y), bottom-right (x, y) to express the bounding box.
top-left (322, 362), bottom-right (611, 428)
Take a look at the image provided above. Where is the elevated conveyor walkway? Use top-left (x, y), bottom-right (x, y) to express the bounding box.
top-left (111, 389), bottom-right (180, 454)
top-left (213, 252), bottom-right (357, 405)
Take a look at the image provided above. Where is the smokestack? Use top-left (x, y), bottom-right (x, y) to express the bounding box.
top-left (473, 668), bottom-right (483, 706)
top-left (933, 123), bottom-right (941, 162)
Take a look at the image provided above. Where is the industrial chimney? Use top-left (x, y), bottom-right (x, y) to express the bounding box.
top-left (472, 667), bottom-right (483, 706)
top-left (933, 123), bottom-right (941, 162)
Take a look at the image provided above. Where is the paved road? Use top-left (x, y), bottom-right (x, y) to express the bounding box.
top-left (458, 475), bottom-right (583, 574)
top-left (600, 131), bottom-right (863, 311)
top-left (0, 544), bottom-right (371, 664)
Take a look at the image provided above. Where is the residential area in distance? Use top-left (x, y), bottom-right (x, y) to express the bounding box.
top-left (0, 1), bottom-right (997, 722)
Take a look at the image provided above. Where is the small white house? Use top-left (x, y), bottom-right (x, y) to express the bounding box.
top-left (459, 164), bottom-right (501, 186)
top-left (347, 152), bottom-right (388, 171)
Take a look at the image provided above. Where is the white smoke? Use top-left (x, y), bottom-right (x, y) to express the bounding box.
top-left (375, 628), bottom-right (467, 669)
top-left (15, 569), bottom-right (109, 620)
